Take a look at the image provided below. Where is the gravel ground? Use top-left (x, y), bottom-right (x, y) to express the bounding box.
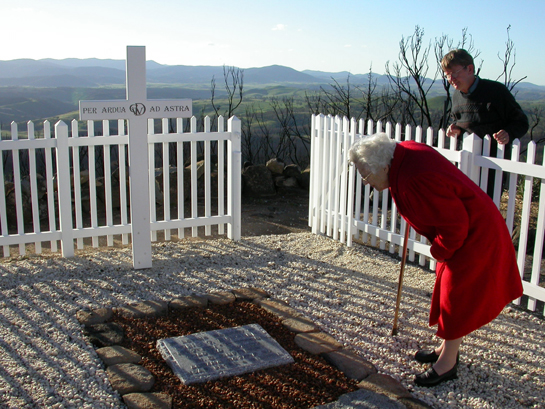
top-left (0, 232), bottom-right (543, 409)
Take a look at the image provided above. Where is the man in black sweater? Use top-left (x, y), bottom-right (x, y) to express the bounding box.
top-left (441, 49), bottom-right (528, 198)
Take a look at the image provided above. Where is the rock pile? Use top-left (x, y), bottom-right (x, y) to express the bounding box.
top-left (242, 158), bottom-right (309, 197)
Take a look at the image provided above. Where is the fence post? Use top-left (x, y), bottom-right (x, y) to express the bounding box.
top-left (311, 114), bottom-right (325, 234)
top-left (461, 133), bottom-right (482, 184)
top-left (55, 121), bottom-right (74, 258)
top-left (228, 116), bottom-right (241, 241)
top-left (308, 115), bottom-right (317, 228)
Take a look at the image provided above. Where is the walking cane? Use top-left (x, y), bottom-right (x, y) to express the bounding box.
top-left (392, 222), bottom-right (410, 336)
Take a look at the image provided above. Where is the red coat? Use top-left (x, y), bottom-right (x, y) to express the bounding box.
top-left (389, 141), bottom-right (523, 340)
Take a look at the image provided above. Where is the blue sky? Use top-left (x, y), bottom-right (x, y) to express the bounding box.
top-left (2, 0), bottom-right (544, 85)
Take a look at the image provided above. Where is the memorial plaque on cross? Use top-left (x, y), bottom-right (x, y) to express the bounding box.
top-left (79, 46), bottom-right (192, 269)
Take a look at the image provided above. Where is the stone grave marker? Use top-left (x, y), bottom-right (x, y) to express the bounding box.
top-left (157, 324), bottom-right (294, 385)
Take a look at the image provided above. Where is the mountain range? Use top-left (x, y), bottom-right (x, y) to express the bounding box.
top-left (2, 57), bottom-right (544, 88)
top-left (0, 58), bottom-right (399, 87)
top-left (1, 58), bottom-right (544, 124)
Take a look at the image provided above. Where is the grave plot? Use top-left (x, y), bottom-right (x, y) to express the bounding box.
top-left (157, 323), bottom-right (294, 385)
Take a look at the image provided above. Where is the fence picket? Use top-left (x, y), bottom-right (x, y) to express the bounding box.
top-left (415, 126), bottom-right (422, 143)
top-left (204, 116), bottom-right (211, 237)
top-left (339, 117), bottom-right (351, 243)
top-left (506, 141), bottom-right (521, 235)
top-left (437, 127), bottom-right (446, 148)
top-left (345, 117), bottom-right (358, 246)
top-left (55, 121), bottom-right (74, 257)
top-left (176, 118), bottom-right (185, 239)
top-left (480, 136), bottom-right (492, 197)
top-left (161, 118), bottom-right (171, 241)
top-left (148, 118), bottom-right (157, 242)
top-left (88, 121), bottom-right (98, 247)
top-left (71, 120), bottom-right (83, 249)
top-left (27, 122), bottom-right (41, 253)
top-left (379, 189), bottom-right (388, 251)
top-left (310, 115), bottom-right (322, 234)
top-left (11, 122), bottom-right (25, 255)
top-left (118, 120), bottom-right (129, 245)
top-left (528, 150), bottom-right (545, 311)
top-left (43, 121), bottom-right (58, 253)
top-left (190, 117), bottom-right (198, 237)
top-left (450, 136), bottom-right (457, 152)
top-left (328, 116), bottom-right (335, 238)
top-left (332, 117), bottom-right (342, 241)
top-left (319, 115), bottom-right (330, 235)
top-left (426, 127), bottom-right (434, 146)
top-left (353, 164), bottom-right (364, 244)
top-left (399, 218), bottom-right (408, 258)
top-left (103, 120), bottom-right (114, 246)
top-left (493, 143), bottom-right (506, 206)
top-left (217, 116), bottom-right (225, 235)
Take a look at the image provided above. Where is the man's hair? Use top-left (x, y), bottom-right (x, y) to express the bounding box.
top-left (441, 49), bottom-right (474, 70)
top-left (348, 132), bottom-right (396, 173)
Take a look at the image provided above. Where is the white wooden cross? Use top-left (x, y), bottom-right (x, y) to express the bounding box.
top-left (79, 46), bottom-right (192, 269)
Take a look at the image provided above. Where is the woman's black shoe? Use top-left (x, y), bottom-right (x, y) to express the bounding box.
top-left (414, 364), bottom-right (458, 387)
top-left (414, 349), bottom-right (439, 363)
top-left (414, 350), bottom-right (460, 364)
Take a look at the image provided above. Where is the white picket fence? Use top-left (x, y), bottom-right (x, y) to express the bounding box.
top-left (0, 115), bottom-right (241, 262)
top-left (308, 114), bottom-right (545, 314)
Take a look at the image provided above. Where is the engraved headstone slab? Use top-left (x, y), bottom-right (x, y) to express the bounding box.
top-left (157, 324), bottom-right (294, 385)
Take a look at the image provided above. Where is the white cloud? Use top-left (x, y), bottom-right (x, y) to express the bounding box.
top-left (272, 24), bottom-right (287, 31)
top-left (344, 44), bottom-right (352, 48)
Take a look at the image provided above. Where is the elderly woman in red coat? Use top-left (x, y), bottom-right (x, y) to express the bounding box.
top-left (348, 132), bottom-right (523, 387)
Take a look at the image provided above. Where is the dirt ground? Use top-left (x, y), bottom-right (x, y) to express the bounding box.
top-left (239, 189), bottom-right (310, 237)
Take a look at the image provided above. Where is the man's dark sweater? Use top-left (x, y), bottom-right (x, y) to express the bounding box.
top-left (451, 78), bottom-right (528, 147)
top-left (451, 77), bottom-right (529, 198)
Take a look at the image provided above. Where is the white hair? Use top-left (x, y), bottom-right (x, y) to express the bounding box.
top-left (348, 132), bottom-right (397, 173)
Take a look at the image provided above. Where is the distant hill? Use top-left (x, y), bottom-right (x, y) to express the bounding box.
top-left (0, 58), bottom-right (329, 87)
top-left (1, 56), bottom-right (544, 90)
top-left (40, 58), bottom-right (163, 71)
top-left (244, 65), bottom-right (317, 84)
top-left (0, 57), bottom-right (544, 123)
top-left (302, 70), bottom-right (391, 86)
top-left (147, 65), bottom-right (225, 84)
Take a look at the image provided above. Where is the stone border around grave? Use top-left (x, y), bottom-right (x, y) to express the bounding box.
top-left (77, 287), bottom-right (433, 409)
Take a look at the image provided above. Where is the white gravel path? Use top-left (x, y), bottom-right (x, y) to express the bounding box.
top-left (0, 232), bottom-right (543, 409)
